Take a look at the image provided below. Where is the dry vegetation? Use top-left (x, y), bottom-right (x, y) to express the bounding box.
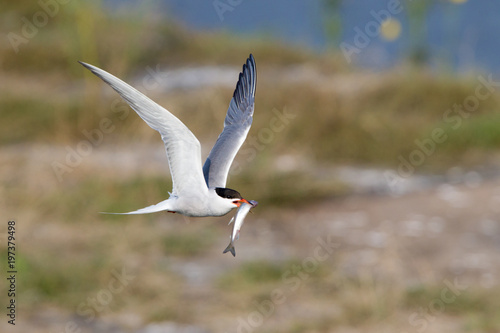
top-left (1, 1), bottom-right (500, 332)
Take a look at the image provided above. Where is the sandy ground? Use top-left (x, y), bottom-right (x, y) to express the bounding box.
top-left (1, 144), bottom-right (500, 332)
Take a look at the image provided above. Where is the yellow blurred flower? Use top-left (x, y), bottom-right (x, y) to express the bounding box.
top-left (380, 18), bottom-right (402, 41)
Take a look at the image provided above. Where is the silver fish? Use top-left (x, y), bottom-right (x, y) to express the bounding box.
top-left (223, 200), bottom-right (258, 257)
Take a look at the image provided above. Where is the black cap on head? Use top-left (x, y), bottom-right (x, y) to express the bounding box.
top-left (215, 187), bottom-right (242, 200)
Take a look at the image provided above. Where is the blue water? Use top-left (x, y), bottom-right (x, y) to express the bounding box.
top-left (128, 0), bottom-right (500, 74)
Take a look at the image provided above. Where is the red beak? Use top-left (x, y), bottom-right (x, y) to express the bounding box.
top-left (234, 198), bottom-right (251, 207)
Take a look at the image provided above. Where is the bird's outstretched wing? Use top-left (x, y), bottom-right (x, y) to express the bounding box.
top-left (202, 54), bottom-right (256, 188)
top-left (79, 61), bottom-right (207, 197)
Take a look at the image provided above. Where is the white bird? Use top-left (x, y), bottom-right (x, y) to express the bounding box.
top-left (79, 55), bottom-right (257, 217)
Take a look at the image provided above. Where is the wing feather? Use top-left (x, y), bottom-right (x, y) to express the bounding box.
top-left (79, 61), bottom-right (207, 197)
top-left (203, 54), bottom-right (257, 188)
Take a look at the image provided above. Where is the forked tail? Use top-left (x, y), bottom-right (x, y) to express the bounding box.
top-left (223, 241), bottom-right (235, 257)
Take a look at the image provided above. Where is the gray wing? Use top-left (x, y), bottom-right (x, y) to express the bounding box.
top-left (203, 54), bottom-right (256, 188)
top-left (79, 61), bottom-right (208, 197)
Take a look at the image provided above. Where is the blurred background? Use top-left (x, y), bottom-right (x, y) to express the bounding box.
top-left (2, 0), bottom-right (500, 332)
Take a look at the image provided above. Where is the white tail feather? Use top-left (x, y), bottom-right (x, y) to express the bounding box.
top-left (100, 199), bottom-right (173, 215)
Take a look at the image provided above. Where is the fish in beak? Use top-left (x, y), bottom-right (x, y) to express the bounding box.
top-left (223, 199), bottom-right (258, 257)
top-left (233, 198), bottom-right (251, 207)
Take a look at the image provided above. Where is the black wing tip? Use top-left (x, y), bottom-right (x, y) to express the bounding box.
top-left (78, 61), bottom-right (112, 84)
top-left (78, 60), bottom-right (91, 69)
top-left (246, 54), bottom-right (256, 77)
top-left (78, 61), bottom-right (99, 76)
top-left (247, 54), bottom-right (255, 68)
top-left (232, 54), bottom-right (257, 107)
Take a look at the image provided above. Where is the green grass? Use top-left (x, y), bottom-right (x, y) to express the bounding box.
top-left (270, 74), bottom-right (500, 167)
top-left (286, 317), bottom-right (340, 333)
top-left (2, 1), bottom-right (323, 76)
top-left (404, 284), bottom-right (500, 331)
top-left (230, 168), bottom-right (349, 207)
top-left (0, 95), bottom-right (73, 144)
top-left (37, 176), bottom-right (173, 222)
top-left (218, 260), bottom-right (285, 288)
top-left (4, 0), bottom-right (500, 173)
top-left (442, 112), bottom-right (500, 150)
top-left (404, 284), bottom-right (500, 315)
top-left (162, 228), bottom-right (217, 257)
top-left (217, 259), bottom-right (328, 292)
top-left (10, 249), bottom-right (113, 308)
top-left (4, 1), bottom-right (500, 173)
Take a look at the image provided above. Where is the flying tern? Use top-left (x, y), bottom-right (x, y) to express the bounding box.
top-left (79, 54), bottom-right (257, 218)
